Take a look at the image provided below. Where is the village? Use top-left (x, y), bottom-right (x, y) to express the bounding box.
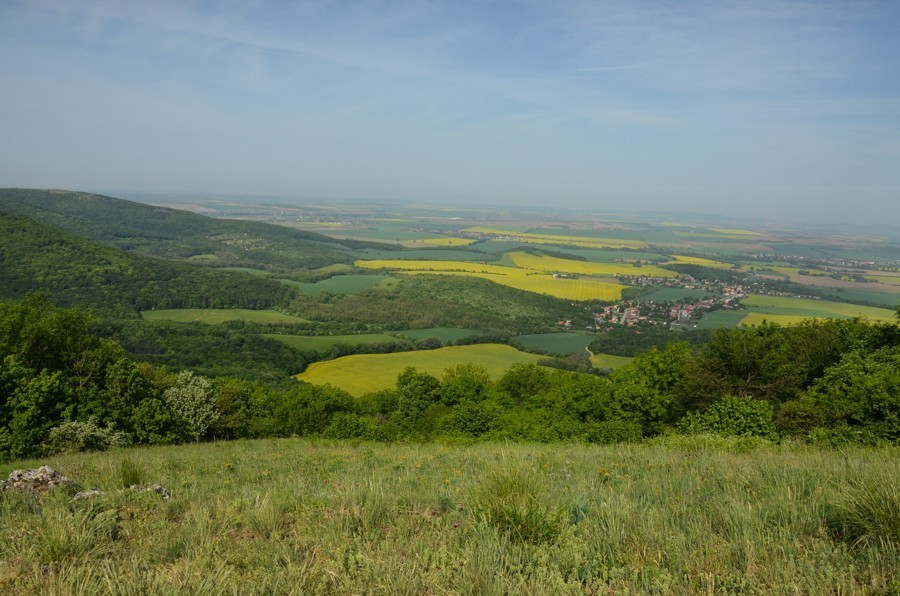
top-left (590, 274), bottom-right (748, 328)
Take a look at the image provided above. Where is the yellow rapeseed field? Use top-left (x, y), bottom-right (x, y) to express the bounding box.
top-left (296, 344), bottom-right (544, 395)
top-left (663, 255), bottom-right (735, 269)
top-left (508, 252), bottom-right (676, 278)
top-left (355, 258), bottom-right (626, 300)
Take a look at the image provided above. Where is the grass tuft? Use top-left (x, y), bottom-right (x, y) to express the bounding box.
top-left (828, 477), bottom-right (900, 548)
top-left (469, 465), bottom-right (564, 544)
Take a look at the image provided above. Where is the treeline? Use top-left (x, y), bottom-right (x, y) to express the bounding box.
top-left (589, 324), bottom-right (712, 357)
top-left (2, 295), bottom-right (898, 462)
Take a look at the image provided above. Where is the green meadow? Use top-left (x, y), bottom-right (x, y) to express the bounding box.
top-left (282, 274), bottom-right (398, 294)
top-left (589, 352), bottom-right (635, 369)
top-left (140, 309), bottom-right (309, 325)
top-left (1, 439), bottom-right (896, 594)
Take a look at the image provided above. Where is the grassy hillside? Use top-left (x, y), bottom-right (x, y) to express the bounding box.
top-left (1, 439), bottom-right (896, 593)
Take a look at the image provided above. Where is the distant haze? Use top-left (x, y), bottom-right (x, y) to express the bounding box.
top-left (1, 0), bottom-right (899, 225)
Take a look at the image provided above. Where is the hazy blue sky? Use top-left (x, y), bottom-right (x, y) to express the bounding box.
top-left (2, 0), bottom-right (899, 224)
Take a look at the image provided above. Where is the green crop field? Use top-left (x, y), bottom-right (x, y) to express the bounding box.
top-left (265, 334), bottom-right (400, 353)
top-left (696, 309), bottom-right (749, 329)
top-left (741, 294), bottom-right (898, 324)
top-left (513, 332), bottom-right (595, 356)
top-left (296, 344), bottom-right (544, 395)
top-left (282, 274), bottom-right (397, 294)
top-left (395, 328), bottom-right (483, 343)
top-left (2, 440), bottom-right (896, 593)
top-left (140, 309), bottom-right (309, 325)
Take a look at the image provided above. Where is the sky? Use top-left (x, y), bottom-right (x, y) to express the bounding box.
top-left (1, 0), bottom-right (899, 225)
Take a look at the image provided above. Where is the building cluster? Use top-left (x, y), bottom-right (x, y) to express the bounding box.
top-left (593, 282), bottom-right (747, 328)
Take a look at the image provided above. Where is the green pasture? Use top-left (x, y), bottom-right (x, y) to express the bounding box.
top-left (282, 274), bottom-right (397, 294)
top-left (526, 228), bottom-right (646, 241)
top-left (590, 352), bottom-right (635, 369)
top-left (513, 332), bottom-right (595, 356)
top-left (140, 309), bottom-right (309, 325)
top-left (395, 328), bottom-right (483, 344)
top-left (265, 333), bottom-right (400, 353)
top-left (296, 344), bottom-right (543, 395)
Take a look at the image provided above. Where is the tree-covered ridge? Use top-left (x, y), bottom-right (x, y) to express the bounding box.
top-left (1, 295), bottom-right (897, 462)
top-left (0, 188), bottom-right (393, 271)
top-left (287, 274), bottom-right (588, 333)
top-left (0, 214), bottom-right (293, 313)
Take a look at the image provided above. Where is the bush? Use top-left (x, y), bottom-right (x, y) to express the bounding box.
top-left (584, 419), bottom-right (642, 444)
top-left (42, 419), bottom-right (129, 455)
top-left (678, 395), bottom-right (775, 438)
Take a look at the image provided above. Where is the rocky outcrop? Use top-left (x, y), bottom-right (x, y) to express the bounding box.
top-left (72, 488), bottom-right (105, 500)
top-left (0, 466), bottom-right (73, 492)
top-left (130, 484), bottom-right (171, 500)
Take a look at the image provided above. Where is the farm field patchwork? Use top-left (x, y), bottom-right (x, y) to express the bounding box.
top-left (265, 334), bottom-right (400, 353)
top-left (296, 344), bottom-right (544, 395)
top-left (403, 237), bottom-right (477, 247)
top-left (739, 294), bottom-right (898, 324)
top-left (507, 252), bottom-right (676, 278)
top-left (463, 227), bottom-right (648, 249)
top-left (355, 259), bottom-right (627, 300)
top-left (140, 309), bottom-right (309, 325)
top-left (663, 255), bottom-right (735, 269)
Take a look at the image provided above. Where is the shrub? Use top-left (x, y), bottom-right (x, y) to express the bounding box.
top-left (678, 395), bottom-right (775, 438)
top-left (584, 419), bottom-right (642, 444)
top-left (42, 419), bottom-right (130, 455)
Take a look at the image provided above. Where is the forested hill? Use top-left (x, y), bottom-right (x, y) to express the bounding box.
top-left (0, 213), bottom-right (293, 314)
top-left (0, 188), bottom-right (396, 272)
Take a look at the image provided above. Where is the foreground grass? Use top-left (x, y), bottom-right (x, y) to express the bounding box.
top-left (1, 439), bottom-right (898, 594)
